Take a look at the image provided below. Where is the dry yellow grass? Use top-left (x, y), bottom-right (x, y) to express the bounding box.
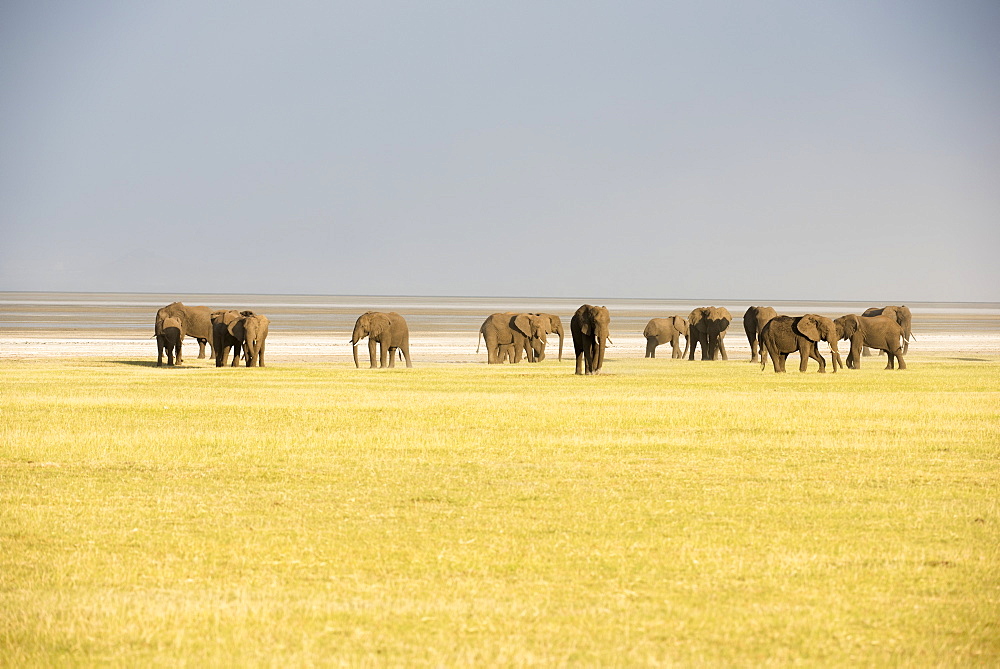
top-left (2, 355), bottom-right (999, 665)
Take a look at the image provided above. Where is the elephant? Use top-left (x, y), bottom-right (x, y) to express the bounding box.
top-left (643, 316), bottom-right (688, 359)
top-left (529, 313), bottom-right (565, 361)
top-left (155, 316), bottom-right (184, 366)
top-left (861, 306), bottom-right (913, 355)
top-left (571, 304), bottom-right (611, 375)
top-left (743, 306), bottom-right (778, 364)
top-left (478, 313), bottom-right (547, 364)
top-left (688, 307), bottom-right (732, 360)
top-left (351, 311), bottom-right (412, 368)
top-left (759, 314), bottom-right (843, 373)
top-left (834, 314), bottom-right (906, 370)
top-left (211, 310), bottom-right (250, 367)
top-left (154, 302), bottom-right (214, 361)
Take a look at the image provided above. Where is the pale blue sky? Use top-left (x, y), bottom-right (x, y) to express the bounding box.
top-left (1, 1), bottom-right (997, 301)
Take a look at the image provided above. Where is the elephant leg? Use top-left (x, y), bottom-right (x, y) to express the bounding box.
top-left (862, 345), bottom-right (872, 357)
top-left (798, 346), bottom-right (811, 372)
top-left (379, 341), bottom-right (389, 368)
top-left (851, 341), bottom-right (863, 369)
top-left (401, 343), bottom-right (413, 368)
top-left (575, 350), bottom-right (585, 375)
top-left (196, 338), bottom-right (207, 359)
top-left (803, 344), bottom-right (826, 373)
top-left (485, 334), bottom-right (498, 364)
top-left (387, 346), bottom-right (397, 368)
top-left (813, 347), bottom-right (827, 373)
top-left (645, 337), bottom-right (655, 358)
top-left (258, 341), bottom-right (265, 367)
top-left (886, 346), bottom-right (905, 370)
top-left (717, 336), bottom-right (727, 361)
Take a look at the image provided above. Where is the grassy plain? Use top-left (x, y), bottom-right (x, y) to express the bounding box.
top-left (2, 355), bottom-right (999, 666)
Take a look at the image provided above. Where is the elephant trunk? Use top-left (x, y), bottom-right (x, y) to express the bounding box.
top-left (557, 327), bottom-right (564, 361)
top-left (830, 343), bottom-right (844, 372)
top-left (351, 325), bottom-right (366, 369)
top-left (593, 330), bottom-right (607, 372)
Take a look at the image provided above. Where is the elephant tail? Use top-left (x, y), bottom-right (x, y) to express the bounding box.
top-left (476, 331), bottom-right (482, 353)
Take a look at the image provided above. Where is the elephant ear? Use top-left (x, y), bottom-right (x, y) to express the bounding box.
top-left (883, 306), bottom-right (905, 325)
top-left (513, 314), bottom-right (532, 337)
top-left (839, 314), bottom-right (860, 339)
top-left (688, 308), bottom-right (704, 327)
top-left (795, 315), bottom-right (822, 342)
top-left (674, 316), bottom-right (688, 334)
top-left (368, 312), bottom-right (390, 337)
top-left (579, 310), bottom-right (593, 335)
top-left (717, 307), bottom-right (732, 325)
top-left (228, 316), bottom-right (246, 340)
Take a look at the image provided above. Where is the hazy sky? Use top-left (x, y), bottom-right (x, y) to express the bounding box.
top-left (2, 1), bottom-right (998, 302)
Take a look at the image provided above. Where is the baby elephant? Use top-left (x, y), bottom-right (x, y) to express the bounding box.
top-left (156, 316), bottom-right (184, 367)
top-left (760, 314), bottom-right (843, 373)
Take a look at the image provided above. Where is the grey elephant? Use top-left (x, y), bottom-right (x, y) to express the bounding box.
top-left (643, 316), bottom-right (688, 359)
top-left (212, 310), bottom-right (250, 367)
top-left (571, 304), bottom-right (610, 375)
top-left (862, 305), bottom-right (913, 355)
top-left (743, 306), bottom-right (778, 364)
top-left (155, 302), bottom-right (214, 361)
top-left (834, 314), bottom-right (906, 370)
top-left (351, 311), bottom-right (412, 368)
top-left (529, 313), bottom-right (565, 361)
top-left (760, 314), bottom-right (843, 373)
top-left (478, 313), bottom-right (547, 364)
top-left (688, 306), bottom-right (732, 360)
top-left (156, 316), bottom-right (184, 367)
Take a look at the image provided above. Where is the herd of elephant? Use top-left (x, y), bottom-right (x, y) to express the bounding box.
top-left (646, 305), bottom-right (913, 372)
top-left (154, 301), bottom-right (913, 374)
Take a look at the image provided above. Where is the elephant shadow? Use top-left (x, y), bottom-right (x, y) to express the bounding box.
top-left (112, 360), bottom-right (175, 368)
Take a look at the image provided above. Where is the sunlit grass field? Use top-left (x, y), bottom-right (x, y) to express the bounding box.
top-left (2, 355), bottom-right (998, 665)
